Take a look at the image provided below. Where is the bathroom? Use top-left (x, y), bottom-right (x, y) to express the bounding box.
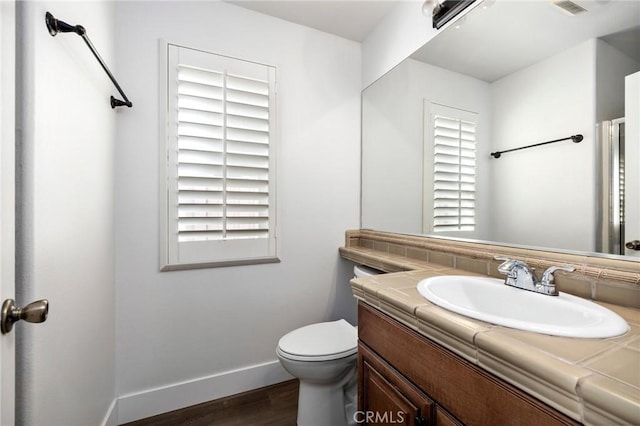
top-left (0, 0), bottom-right (638, 425)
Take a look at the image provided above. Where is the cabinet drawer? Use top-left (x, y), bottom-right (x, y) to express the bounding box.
top-left (359, 342), bottom-right (433, 425)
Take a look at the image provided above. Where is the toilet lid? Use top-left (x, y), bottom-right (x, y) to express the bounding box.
top-left (278, 319), bottom-right (357, 361)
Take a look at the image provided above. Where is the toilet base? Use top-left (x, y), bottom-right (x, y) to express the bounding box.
top-left (296, 365), bottom-right (356, 426)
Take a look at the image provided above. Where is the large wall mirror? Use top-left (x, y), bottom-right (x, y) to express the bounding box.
top-left (362, 0), bottom-right (640, 259)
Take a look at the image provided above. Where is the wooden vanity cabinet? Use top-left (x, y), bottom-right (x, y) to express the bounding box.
top-left (359, 342), bottom-right (436, 425)
top-left (357, 302), bottom-right (581, 426)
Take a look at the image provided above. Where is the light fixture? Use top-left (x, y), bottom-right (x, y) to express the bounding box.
top-left (422, 0), bottom-right (444, 17)
top-left (424, 0), bottom-right (477, 30)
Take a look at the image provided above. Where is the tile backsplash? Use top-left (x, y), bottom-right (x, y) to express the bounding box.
top-left (341, 229), bottom-right (640, 309)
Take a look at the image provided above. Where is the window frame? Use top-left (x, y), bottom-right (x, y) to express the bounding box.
top-left (159, 40), bottom-right (279, 271)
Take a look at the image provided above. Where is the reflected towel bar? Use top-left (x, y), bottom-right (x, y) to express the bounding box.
top-left (490, 134), bottom-right (583, 158)
top-left (45, 11), bottom-right (132, 109)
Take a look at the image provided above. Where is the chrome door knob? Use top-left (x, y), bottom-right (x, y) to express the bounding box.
top-left (1, 299), bottom-right (49, 334)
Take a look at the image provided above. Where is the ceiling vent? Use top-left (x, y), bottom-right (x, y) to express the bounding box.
top-left (550, 0), bottom-right (588, 16)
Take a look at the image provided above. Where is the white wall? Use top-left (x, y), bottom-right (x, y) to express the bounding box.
top-left (595, 39), bottom-right (640, 122)
top-left (361, 0), bottom-right (483, 89)
top-left (16, 1), bottom-right (116, 425)
top-left (489, 40), bottom-right (597, 251)
top-left (361, 58), bottom-right (491, 239)
top-left (114, 1), bottom-right (361, 422)
top-left (361, 1), bottom-right (435, 89)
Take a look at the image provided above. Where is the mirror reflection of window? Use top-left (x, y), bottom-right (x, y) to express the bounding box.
top-left (425, 103), bottom-right (478, 234)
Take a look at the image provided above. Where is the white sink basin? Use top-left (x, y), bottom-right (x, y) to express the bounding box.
top-left (417, 276), bottom-right (629, 338)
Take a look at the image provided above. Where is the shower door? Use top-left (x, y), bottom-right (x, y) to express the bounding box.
top-left (597, 118), bottom-right (626, 255)
top-left (597, 72), bottom-right (640, 257)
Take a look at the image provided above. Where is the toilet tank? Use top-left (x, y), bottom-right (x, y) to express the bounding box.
top-left (353, 265), bottom-right (383, 278)
top-left (351, 265), bottom-right (383, 328)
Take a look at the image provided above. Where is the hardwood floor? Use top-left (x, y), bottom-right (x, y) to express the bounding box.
top-left (122, 380), bottom-right (299, 426)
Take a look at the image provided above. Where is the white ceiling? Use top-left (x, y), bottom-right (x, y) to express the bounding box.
top-left (224, 0), bottom-right (639, 82)
top-left (412, 0), bottom-right (640, 82)
top-left (224, 0), bottom-right (401, 42)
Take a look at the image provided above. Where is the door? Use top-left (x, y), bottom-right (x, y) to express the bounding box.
top-left (624, 71), bottom-right (640, 257)
top-left (0, 1), bottom-right (16, 423)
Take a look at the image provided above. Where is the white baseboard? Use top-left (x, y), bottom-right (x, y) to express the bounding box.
top-left (115, 360), bottom-right (293, 424)
top-left (101, 398), bottom-right (118, 426)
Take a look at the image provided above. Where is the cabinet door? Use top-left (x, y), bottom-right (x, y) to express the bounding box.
top-left (434, 407), bottom-right (463, 426)
top-left (359, 343), bottom-right (432, 426)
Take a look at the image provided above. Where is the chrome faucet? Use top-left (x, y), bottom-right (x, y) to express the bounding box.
top-left (495, 257), bottom-right (575, 296)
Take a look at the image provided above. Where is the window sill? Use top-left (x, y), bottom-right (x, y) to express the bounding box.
top-left (161, 256), bottom-right (281, 272)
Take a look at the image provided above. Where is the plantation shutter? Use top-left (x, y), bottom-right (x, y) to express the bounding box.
top-left (164, 44), bottom-right (277, 268)
top-left (431, 105), bottom-right (477, 232)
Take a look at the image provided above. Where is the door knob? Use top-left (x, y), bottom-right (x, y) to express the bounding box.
top-left (1, 299), bottom-right (49, 334)
top-left (626, 240), bottom-right (640, 251)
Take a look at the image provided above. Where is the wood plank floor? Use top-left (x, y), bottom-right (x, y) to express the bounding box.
top-left (121, 380), bottom-right (299, 426)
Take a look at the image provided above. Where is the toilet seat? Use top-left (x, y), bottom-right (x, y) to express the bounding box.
top-left (277, 319), bottom-right (357, 362)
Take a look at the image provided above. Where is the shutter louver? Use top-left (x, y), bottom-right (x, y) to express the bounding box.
top-left (176, 65), bottom-right (270, 243)
top-left (433, 112), bottom-right (477, 232)
top-left (163, 44), bottom-right (277, 269)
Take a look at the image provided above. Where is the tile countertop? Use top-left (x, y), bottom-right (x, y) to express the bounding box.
top-left (350, 264), bottom-right (640, 425)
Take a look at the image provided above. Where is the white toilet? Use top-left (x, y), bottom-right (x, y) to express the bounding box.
top-left (276, 265), bottom-right (382, 426)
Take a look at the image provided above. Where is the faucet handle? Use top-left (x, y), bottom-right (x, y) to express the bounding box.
top-left (494, 256), bottom-right (515, 274)
top-left (540, 265), bottom-right (575, 285)
top-left (494, 256), bottom-right (527, 274)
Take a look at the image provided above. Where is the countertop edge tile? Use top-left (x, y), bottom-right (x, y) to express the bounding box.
top-left (377, 288), bottom-right (430, 320)
top-left (578, 375), bottom-right (640, 425)
top-left (379, 299), bottom-right (420, 331)
top-left (474, 331), bottom-right (594, 395)
top-left (474, 330), bottom-right (595, 422)
top-left (476, 346), bottom-right (585, 422)
top-left (415, 304), bottom-right (492, 347)
top-left (416, 316), bottom-right (479, 363)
